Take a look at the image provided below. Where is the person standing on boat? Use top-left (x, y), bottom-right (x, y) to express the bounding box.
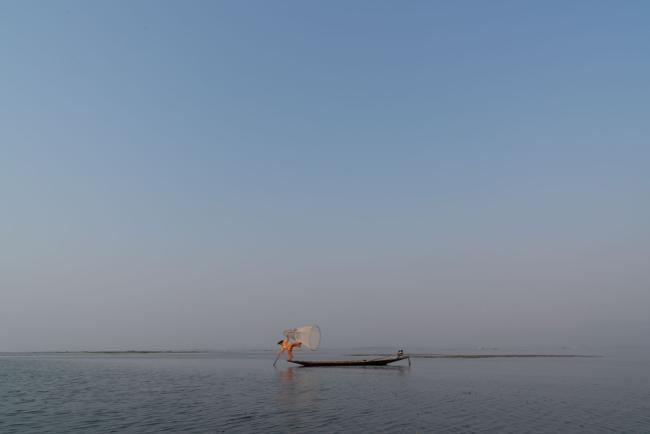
top-left (277, 337), bottom-right (302, 361)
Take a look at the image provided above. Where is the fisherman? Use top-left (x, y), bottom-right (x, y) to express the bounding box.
top-left (277, 337), bottom-right (302, 361)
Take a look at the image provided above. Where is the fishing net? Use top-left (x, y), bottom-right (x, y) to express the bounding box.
top-left (283, 324), bottom-right (321, 350)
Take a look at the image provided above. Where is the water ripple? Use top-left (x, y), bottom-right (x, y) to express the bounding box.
top-left (2, 353), bottom-right (650, 433)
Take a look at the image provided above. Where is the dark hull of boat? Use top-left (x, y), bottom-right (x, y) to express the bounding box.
top-left (289, 355), bottom-right (410, 367)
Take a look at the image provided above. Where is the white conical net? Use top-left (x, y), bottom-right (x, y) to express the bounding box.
top-left (283, 324), bottom-right (321, 350)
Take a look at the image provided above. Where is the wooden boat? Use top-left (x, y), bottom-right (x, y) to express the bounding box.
top-left (289, 354), bottom-right (410, 367)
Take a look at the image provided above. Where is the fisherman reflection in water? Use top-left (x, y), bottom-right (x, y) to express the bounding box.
top-left (277, 337), bottom-right (302, 361)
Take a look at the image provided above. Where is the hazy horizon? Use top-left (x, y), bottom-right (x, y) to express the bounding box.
top-left (2, 1), bottom-right (649, 352)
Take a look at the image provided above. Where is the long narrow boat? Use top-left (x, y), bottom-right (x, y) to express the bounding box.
top-left (289, 354), bottom-right (410, 367)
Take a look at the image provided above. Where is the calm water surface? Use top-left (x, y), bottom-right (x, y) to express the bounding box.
top-left (2, 349), bottom-right (650, 433)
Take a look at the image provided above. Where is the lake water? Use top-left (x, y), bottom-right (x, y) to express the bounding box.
top-left (2, 349), bottom-right (650, 433)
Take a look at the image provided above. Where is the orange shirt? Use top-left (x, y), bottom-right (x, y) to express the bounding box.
top-left (281, 339), bottom-right (301, 350)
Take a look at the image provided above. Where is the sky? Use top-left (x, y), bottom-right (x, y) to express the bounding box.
top-left (1, 1), bottom-right (649, 351)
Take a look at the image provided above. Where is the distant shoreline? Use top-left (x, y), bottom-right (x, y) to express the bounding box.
top-left (0, 350), bottom-right (209, 354)
top-left (1, 351), bottom-right (603, 358)
top-left (73, 350), bottom-right (206, 354)
top-left (347, 353), bottom-right (602, 359)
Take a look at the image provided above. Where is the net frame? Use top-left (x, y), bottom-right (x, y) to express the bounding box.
top-left (283, 324), bottom-right (321, 350)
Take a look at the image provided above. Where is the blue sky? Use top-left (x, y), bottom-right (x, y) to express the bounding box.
top-left (1, 1), bottom-right (649, 350)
